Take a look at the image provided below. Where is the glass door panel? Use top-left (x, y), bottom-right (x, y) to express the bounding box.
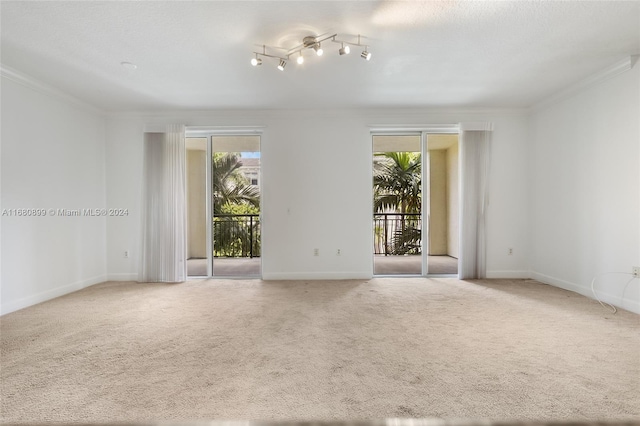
top-left (372, 133), bottom-right (460, 277)
top-left (211, 135), bottom-right (261, 277)
top-left (426, 134), bottom-right (459, 276)
top-left (373, 134), bottom-right (423, 275)
top-left (186, 137), bottom-right (208, 277)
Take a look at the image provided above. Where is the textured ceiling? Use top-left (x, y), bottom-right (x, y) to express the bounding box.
top-left (1, 1), bottom-right (638, 112)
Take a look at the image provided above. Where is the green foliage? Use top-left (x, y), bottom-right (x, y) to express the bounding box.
top-left (373, 152), bottom-right (422, 255)
top-left (390, 222), bottom-right (421, 255)
top-left (220, 203), bottom-right (260, 215)
top-left (213, 215), bottom-right (260, 258)
top-left (212, 153), bottom-right (261, 257)
top-left (212, 153), bottom-right (260, 215)
top-left (373, 152), bottom-right (421, 214)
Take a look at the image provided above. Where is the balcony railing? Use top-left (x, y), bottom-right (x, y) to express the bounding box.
top-left (213, 213), bottom-right (419, 258)
top-left (374, 213), bottom-right (422, 255)
top-left (213, 214), bottom-right (260, 258)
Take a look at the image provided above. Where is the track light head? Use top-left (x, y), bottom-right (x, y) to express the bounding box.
top-left (277, 59), bottom-right (286, 71)
top-left (339, 44), bottom-right (350, 55)
top-left (251, 56), bottom-right (262, 66)
top-left (314, 43), bottom-right (323, 56)
top-left (297, 54), bottom-right (304, 65)
top-left (361, 49), bottom-right (371, 61)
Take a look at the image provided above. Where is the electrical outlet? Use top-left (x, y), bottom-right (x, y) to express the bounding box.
top-left (508, 248), bottom-right (513, 255)
top-left (633, 266), bottom-right (640, 278)
top-left (124, 250), bottom-right (130, 258)
top-left (336, 249), bottom-right (341, 256)
top-left (314, 248), bottom-right (319, 256)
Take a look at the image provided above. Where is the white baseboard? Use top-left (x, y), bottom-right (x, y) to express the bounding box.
top-left (265, 271), bottom-right (533, 280)
top-left (530, 271), bottom-right (583, 293)
top-left (106, 273), bottom-right (139, 282)
top-left (486, 270), bottom-right (531, 279)
top-left (531, 271), bottom-right (640, 314)
top-left (0, 274), bottom-right (107, 316)
top-left (262, 271), bottom-right (372, 280)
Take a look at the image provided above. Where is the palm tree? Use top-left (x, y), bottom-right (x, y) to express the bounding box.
top-left (373, 152), bottom-right (421, 214)
top-left (373, 152), bottom-right (422, 255)
top-left (212, 153), bottom-right (260, 257)
top-left (212, 153), bottom-right (259, 215)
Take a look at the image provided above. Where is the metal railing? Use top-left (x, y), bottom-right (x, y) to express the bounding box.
top-left (213, 213), bottom-right (421, 258)
top-left (374, 213), bottom-right (422, 255)
top-left (213, 214), bottom-right (260, 258)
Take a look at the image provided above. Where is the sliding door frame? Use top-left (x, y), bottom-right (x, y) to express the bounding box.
top-left (371, 125), bottom-right (459, 277)
top-left (206, 137), bottom-right (213, 277)
top-left (421, 131), bottom-right (429, 276)
top-left (185, 126), bottom-right (264, 278)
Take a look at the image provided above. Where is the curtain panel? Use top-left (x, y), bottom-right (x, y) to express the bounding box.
top-left (140, 124), bottom-right (187, 283)
top-left (459, 126), bottom-right (492, 279)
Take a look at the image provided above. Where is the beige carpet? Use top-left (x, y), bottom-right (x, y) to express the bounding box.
top-left (1, 278), bottom-right (639, 423)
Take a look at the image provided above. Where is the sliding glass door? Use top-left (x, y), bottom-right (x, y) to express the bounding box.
top-left (372, 132), bottom-right (459, 276)
top-left (373, 134), bottom-right (423, 275)
top-left (186, 133), bottom-right (261, 278)
top-left (211, 135), bottom-right (261, 277)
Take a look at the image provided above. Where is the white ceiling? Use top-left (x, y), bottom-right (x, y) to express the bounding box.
top-left (1, 1), bottom-right (638, 112)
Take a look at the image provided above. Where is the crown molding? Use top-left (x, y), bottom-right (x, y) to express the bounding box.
top-left (0, 63), bottom-right (105, 116)
top-left (361, 107), bottom-right (528, 116)
top-left (106, 106), bottom-right (529, 122)
top-left (531, 55), bottom-right (637, 112)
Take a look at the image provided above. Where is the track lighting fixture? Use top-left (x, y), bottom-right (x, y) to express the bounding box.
top-left (250, 33), bottom-right (371, 71)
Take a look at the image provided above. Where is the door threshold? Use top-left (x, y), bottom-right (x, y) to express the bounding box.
top-left (373, 274), bottom-right (458, 278)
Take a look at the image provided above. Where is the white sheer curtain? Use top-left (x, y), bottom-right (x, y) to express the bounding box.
top-left (140, 124), bottom-right (187, 283)
top-left (458, 124), bottom-right (492, 279)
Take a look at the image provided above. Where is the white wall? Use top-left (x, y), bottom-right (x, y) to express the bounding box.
top-left (529, 65), bottom-right (640, 313)
top-left (105, 117), bottom-right (144, 280)
top-left (105, 109), bottom-right (530, 280)
top-left (484, 114), bottom-right (531, 278)
top-left (1, 76), bottom-right (107, 314)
